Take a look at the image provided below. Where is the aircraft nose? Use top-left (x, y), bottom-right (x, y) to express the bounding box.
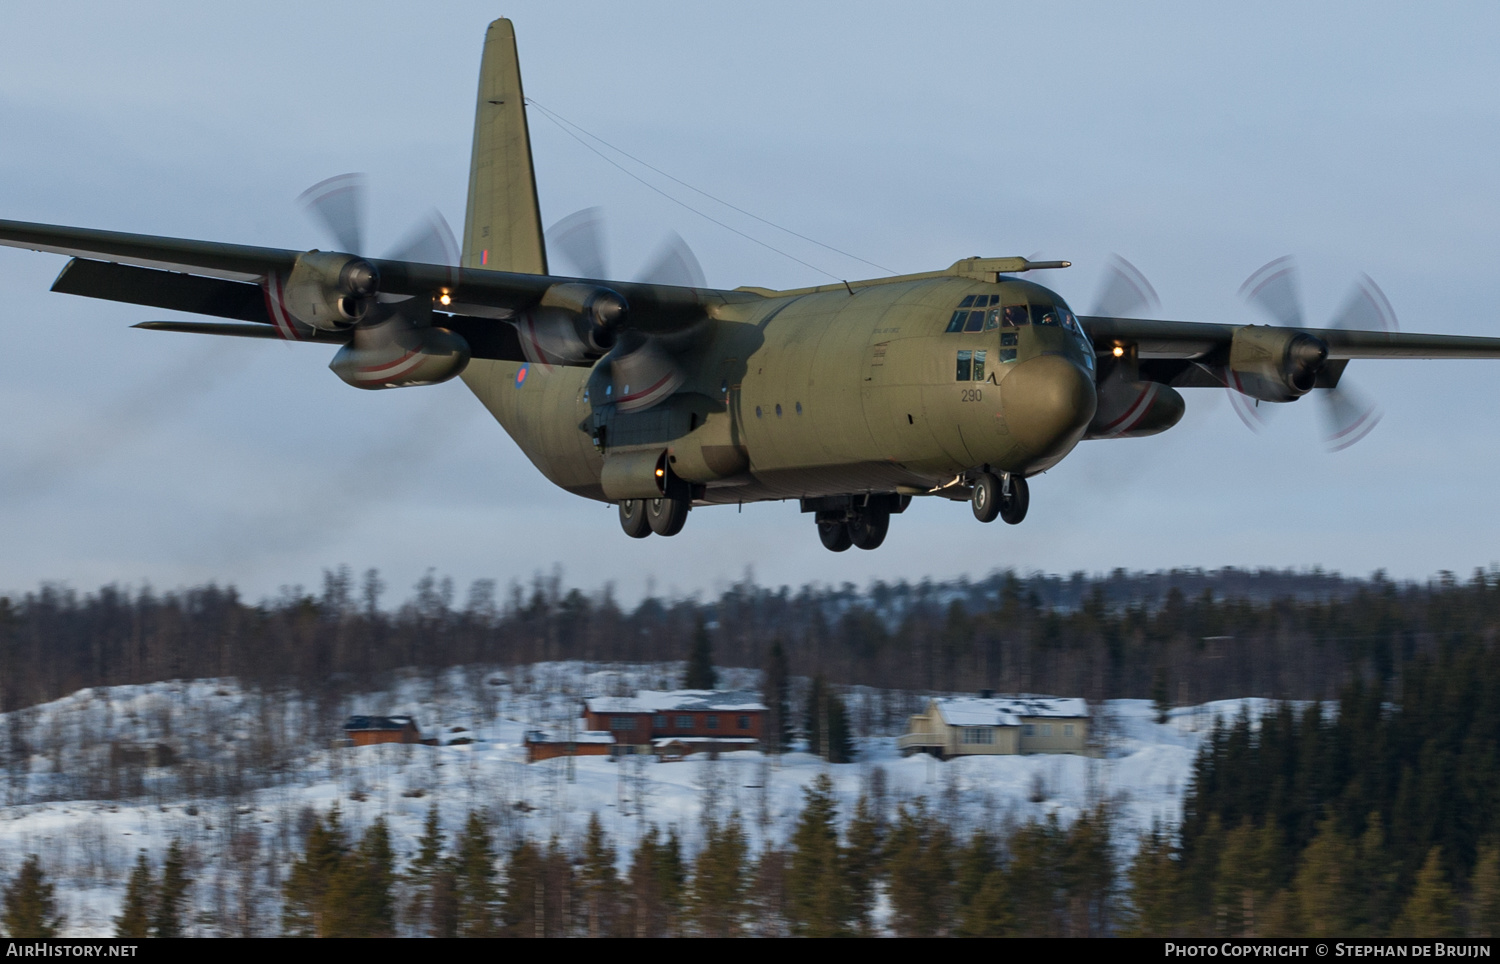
top-left (1001, 354), bottom-right (1097, 462)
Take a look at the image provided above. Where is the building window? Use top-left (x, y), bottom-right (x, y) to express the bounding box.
top-left (609, 717), bottom-right (634, 732)
top-left (1041, 723), bottom-right (1053, 737)
top-left (676, 715), bottom-right (693, 729)
top-left (962, 727), bottom-right (994, 745)
top-left (1064, 724), bottom-right (1074, 737)
top-left (738, 715), bottom-right (750, 730)
top-left (654, 715), bottom-right (668, 730)
top-left (707, 715), bottom-right (720, 729)
top-left (1022, 724), bottom-right (1035, 736)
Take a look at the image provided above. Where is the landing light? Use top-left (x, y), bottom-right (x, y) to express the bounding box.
top-left (1112, 346), bottom-right (1125, 357)
top-left (438, 291), bottom-right (452, 306)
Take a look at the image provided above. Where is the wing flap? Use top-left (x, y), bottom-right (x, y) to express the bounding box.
top-left (54, 259), bottom-right (270, 323)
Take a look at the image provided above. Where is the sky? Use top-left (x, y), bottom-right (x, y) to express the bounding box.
top-left (2, 1), bottom-right (1499, 605)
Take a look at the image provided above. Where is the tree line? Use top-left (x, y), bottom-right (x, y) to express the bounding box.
top-left (3, 565), bottom-right (1495, 714)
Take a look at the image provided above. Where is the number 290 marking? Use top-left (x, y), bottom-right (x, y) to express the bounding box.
top-left (960, 388), bottom-right (983, 402)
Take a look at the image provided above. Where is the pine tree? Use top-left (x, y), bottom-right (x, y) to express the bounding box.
top-left (282, 810), bottom-right (348, 937)
top-left (683, 617), bottom-right (717, 690)
top-left (1392, 847), bottom-right (1460, 938)
top-left (325, 817), bottom-right (394, 938)
top-left (1469, 845), bottom-right (1500, 938)
top-left (407, 803), bottom-right (447, 936)
top-left (453, 811), bottom-right (498, 937)
top-left (151, 839), bottom-right (190, 939)
top-left (955, 829), bottom-right (1012, 937)
top-left (627, 826), bottom-right (663, 938)
top-left (578, 813), bottom-right (619, 938)
top-left (692, 812), bottom-right (748, 937)
top-left (762, 638), bottom-right (793, 754)
top-left (2, 855), bottom-right (63, 938)
top-left (500, 838), bottom-right (544, 938)
top-left (1290, 820), bottom-right (1358, 938)
top-left (114, 852), bottom-right (154, 938)
top-left (885, 800), bottom-right (955, 937)
top-left (804, 675), bottom-right (855, 763)
top-left (787, 774), bottom-right (851, 937)
top-left (843, 792), bottom-right (884, 935)
top-left (655, 826), bottom-right (686, 936)
top-left (1121, 824), bottom-right (1182, 937)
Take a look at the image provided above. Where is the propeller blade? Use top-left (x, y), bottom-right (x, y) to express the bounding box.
top-left (385, 210), bottom-right (458, 267)
top-left (546, 207), bottom-right (609, 280)
top-left (635, 231), bottom-right (705, 288)
top-left (1091, 254), bottom-right (1159, 317)
top-left (298, 173), bottom-right (367, 255)
top-left (1226, 384), bottom-right (1275, 433)
top-left (1239, 256), bottom-right (1305, 328)
top-left (1321, 382), bottom-right (1383, 452)
top-left (1329, 273), bottom-right (1399, 333)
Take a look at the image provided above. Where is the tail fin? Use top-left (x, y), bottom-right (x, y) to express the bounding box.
top-left (460, 19), bottom-right (548, 275)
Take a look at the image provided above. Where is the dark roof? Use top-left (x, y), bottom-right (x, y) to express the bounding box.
top-left (343, 715), bottom-right (417, 732)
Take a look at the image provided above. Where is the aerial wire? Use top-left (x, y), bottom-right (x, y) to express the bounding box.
top-left (526, 98), bottom-right (896, 281)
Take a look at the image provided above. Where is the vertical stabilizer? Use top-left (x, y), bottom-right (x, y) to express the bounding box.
top-left (461, 19), bottom-right (548, 274)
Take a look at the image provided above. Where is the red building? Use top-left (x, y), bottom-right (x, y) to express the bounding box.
top-left (342, 715), bottom-right (423, 746)
top-left (582, 690), bottom-right (767, 755)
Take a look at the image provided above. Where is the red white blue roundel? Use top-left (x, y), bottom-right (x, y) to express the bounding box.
top-left (515, 364), bottom-right (529, 388)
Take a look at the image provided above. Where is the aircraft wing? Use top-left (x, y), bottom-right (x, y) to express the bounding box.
top-left (0, 218), bottom-right (758, 359)
top-left (1082, 316), bottom-right (1500, 360)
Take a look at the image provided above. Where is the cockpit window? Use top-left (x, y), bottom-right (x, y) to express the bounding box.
top-left (946, 294), bottom-right (999, 333)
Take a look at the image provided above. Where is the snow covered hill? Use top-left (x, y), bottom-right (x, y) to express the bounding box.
top-left (0, 662), bottom-right (1268, 936)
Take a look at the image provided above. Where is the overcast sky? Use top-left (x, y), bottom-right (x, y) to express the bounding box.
top-left (2, 1), bottom-right (1498, 605)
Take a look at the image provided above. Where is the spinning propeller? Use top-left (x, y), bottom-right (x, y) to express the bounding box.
top-left (540, 208), bottom-right (706, 412)
top-left (299, 173), bottom-right (459, 274)
top-left (1091, 253), bottom-right (1160, 319)
top-left (1235, 257), bottom-right (1394, 451)
top-left (293, 174), bottom-right (469, 389)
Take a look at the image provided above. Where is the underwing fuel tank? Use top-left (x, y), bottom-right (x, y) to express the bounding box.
top-left (1000, 354), bottom-right (1097, 463)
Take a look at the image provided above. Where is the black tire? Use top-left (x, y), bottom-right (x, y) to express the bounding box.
top-left (971, 472), bottom-right (1001, 523)
top-left (618, 499), bottom-right (651, 539)
top-left (818, 517), bottom-right (853, 552)
top-left (848, 507), bottom-right (889, 550)
top-left (647, 495), bottom-right (690, 536)
top-left (1000, 475), bottom-right (1030, 525)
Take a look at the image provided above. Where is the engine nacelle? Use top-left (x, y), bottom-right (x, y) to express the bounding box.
top-left (514, 283), bottom-right (627, 365)
top-left (281, 251), bottom-right (379, 332)
top-left (329, 322), bottom-right (470, 390)
top-left (1227, 325), bottom-right (1328, 402)
top-left (1085, 374), bottom-right (1185, 439)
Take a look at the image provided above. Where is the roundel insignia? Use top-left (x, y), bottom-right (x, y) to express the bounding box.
top-left (515, 364), bottom-right (529, 388)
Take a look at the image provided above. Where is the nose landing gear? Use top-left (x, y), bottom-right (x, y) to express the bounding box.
top-left (972, 472), bottom-right (1029, 525)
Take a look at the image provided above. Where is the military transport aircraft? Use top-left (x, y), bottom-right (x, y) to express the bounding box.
top-left (4, 18), bottom-right (1500, 553)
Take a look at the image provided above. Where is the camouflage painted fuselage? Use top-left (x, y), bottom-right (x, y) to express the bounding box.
top-left (462, 275), bottom-right (1097, 505)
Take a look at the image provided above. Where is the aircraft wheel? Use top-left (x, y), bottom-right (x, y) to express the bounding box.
top-left (817, 515), bottom-right (852, 552)
top-left (971, 473), bottom-right (1002, 523)
top-left (618, 500), bottom-right (651, 539)
top-left (999, 475), bottom-right (1030, 525)
top-left (848, 507), bottom-right (890, 550)
top-left (647, 495), bottom-right (690, 536)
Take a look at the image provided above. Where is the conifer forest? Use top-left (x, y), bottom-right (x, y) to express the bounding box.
top-left (2, 565), bottom-right (1500, 937)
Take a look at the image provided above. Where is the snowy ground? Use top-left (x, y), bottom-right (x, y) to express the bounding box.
top-left (0, 663), bottom-right (1270, 936)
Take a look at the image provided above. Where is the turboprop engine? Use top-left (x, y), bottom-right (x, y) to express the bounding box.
top-left (1226, 325), bottom-right (1328, 403)
top-left (276, 250), bottom-right (380, 331)
top-left (329, 302), bottom-right (470, 390)
top-left (516, 282), bottom-right (686, 414)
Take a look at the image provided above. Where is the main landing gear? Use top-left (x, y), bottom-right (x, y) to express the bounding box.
top-left (618, 494), bottom-right (691, 538)
top-left (971, 472), bottom-right (1028, 525)
top-left (803, 494), bottom-right (909, 552)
